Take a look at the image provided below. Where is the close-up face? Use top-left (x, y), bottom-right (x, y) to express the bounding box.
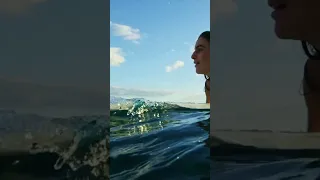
top-left (268, 0), bottom-right (320, 42)
top-left (191, 37), bottom-right (210, 75)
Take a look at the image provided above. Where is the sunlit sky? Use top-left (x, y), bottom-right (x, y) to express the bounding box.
top-left (110, 0), bottom-right (210, 103)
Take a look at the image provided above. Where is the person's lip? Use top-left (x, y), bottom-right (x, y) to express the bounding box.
top-left (271, 10), bottom-right (278, 19)
top-left (271, 8), bottom-right (285, 20)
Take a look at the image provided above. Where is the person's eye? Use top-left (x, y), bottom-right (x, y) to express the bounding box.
top-left (196, 49), bottom-right (203, 53)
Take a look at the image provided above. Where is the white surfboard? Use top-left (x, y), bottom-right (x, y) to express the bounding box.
top-left (175, 103), bottom-right (210, 110)
top-left (212, 130), bottom-right (320, 150)
top-left (110, 102), bottom-right (134, 110)
top-left (111, 102), bottom-right (210, 111)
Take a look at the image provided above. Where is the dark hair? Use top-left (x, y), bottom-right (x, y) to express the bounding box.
top-left (302, 41), bottom-right (320, 60)
top-left (199, 31), bottom-right (210, 91)
top-left (301, 41), bottom-right (320, 95)
top-left (204, 77), bottom-right (210, 92)
top-left (199, 31), bottom-right (210, 43)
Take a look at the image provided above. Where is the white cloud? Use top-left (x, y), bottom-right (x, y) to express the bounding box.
top-left (110, 21), bottom-right (141, 43)
top-left (110, 47), bottom-right (125, 67)
top-left (166, 60), bottom-right (185, 72)
top-left (0, 0), bottom-right (47, 15)
top-left (110, 86), bottom-right (175, 97)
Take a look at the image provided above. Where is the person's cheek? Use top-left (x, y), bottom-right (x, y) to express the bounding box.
top-left (198, 53), bottom-right (202, 61)
top-left (205, 52), bottom-right (210, 62)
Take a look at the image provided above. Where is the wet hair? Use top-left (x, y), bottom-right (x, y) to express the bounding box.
top-left (199, 31), bottom-right (210, 91)
top-left (204, 78), bottom-right (210, 92)
top-left (302, 41), bottom-right (320, 60)
top-left (301, 41), bottom-right (320, 95)
top-left (199, 31), bottom-right (210, 43)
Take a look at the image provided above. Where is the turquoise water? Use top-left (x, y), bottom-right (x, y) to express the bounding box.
top-left (109, 97), bottom-right (210, 180)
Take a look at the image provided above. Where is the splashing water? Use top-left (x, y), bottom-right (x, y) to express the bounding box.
top-left (0, 110), bottom-right (108, 179)
top-left (110, 97), bottom-right (210, 180)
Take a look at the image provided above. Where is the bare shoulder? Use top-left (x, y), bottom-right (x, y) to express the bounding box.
top-left (205, 80), bottom-right (210, 90)
top-left (303, 59), bottom-right (320, 132)
top-left (306, 58), bottom-right (320, 70)
top-left (205, 89), bottom-right (210, 103)
top-left (305, 58), bottom-right (320, 91)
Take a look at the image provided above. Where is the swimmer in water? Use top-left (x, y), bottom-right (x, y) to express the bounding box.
top-left (268, 0), bottom-right (320, 132)
top-left (191, 31), bottom-right (210, 103)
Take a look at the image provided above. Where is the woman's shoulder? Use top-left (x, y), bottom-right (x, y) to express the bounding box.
top-left (304, 58), bottom-right (320, 91)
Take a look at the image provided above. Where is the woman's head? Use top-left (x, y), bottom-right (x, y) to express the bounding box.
top-left (268, 0), bottom-right (320, 41)
top-left (268, 0), bottom-right (320, 58)
top-left (191, 31), bottom-right (210, 75)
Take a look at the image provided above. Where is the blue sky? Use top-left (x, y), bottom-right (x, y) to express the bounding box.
top-left (110, 0), bottom-right (210, 103)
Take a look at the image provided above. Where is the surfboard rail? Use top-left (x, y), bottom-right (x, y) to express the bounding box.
top-left (111, 102), bottom-right (210, 111)
top-left (211, 130), bottom-right (320, 150)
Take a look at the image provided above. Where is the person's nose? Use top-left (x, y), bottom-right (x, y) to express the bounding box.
top-left (191, 51), bottom-right (196, 60)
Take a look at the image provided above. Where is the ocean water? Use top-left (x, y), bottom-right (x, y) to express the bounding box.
top-left (0, 109), bottom-right (108, 180)
top-left (211, 134), bottom-right (320, 180)
top-left (109, 97), bottom-right (210, 180)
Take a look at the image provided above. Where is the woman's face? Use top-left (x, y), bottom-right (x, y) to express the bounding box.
top-left (191, 37), bottom-right (210, 75)
top-left (268, 0), bottom-right (320, 42)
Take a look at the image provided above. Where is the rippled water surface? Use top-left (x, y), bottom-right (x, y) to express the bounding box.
top-left (109, 97), bottom-right (210, 180)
